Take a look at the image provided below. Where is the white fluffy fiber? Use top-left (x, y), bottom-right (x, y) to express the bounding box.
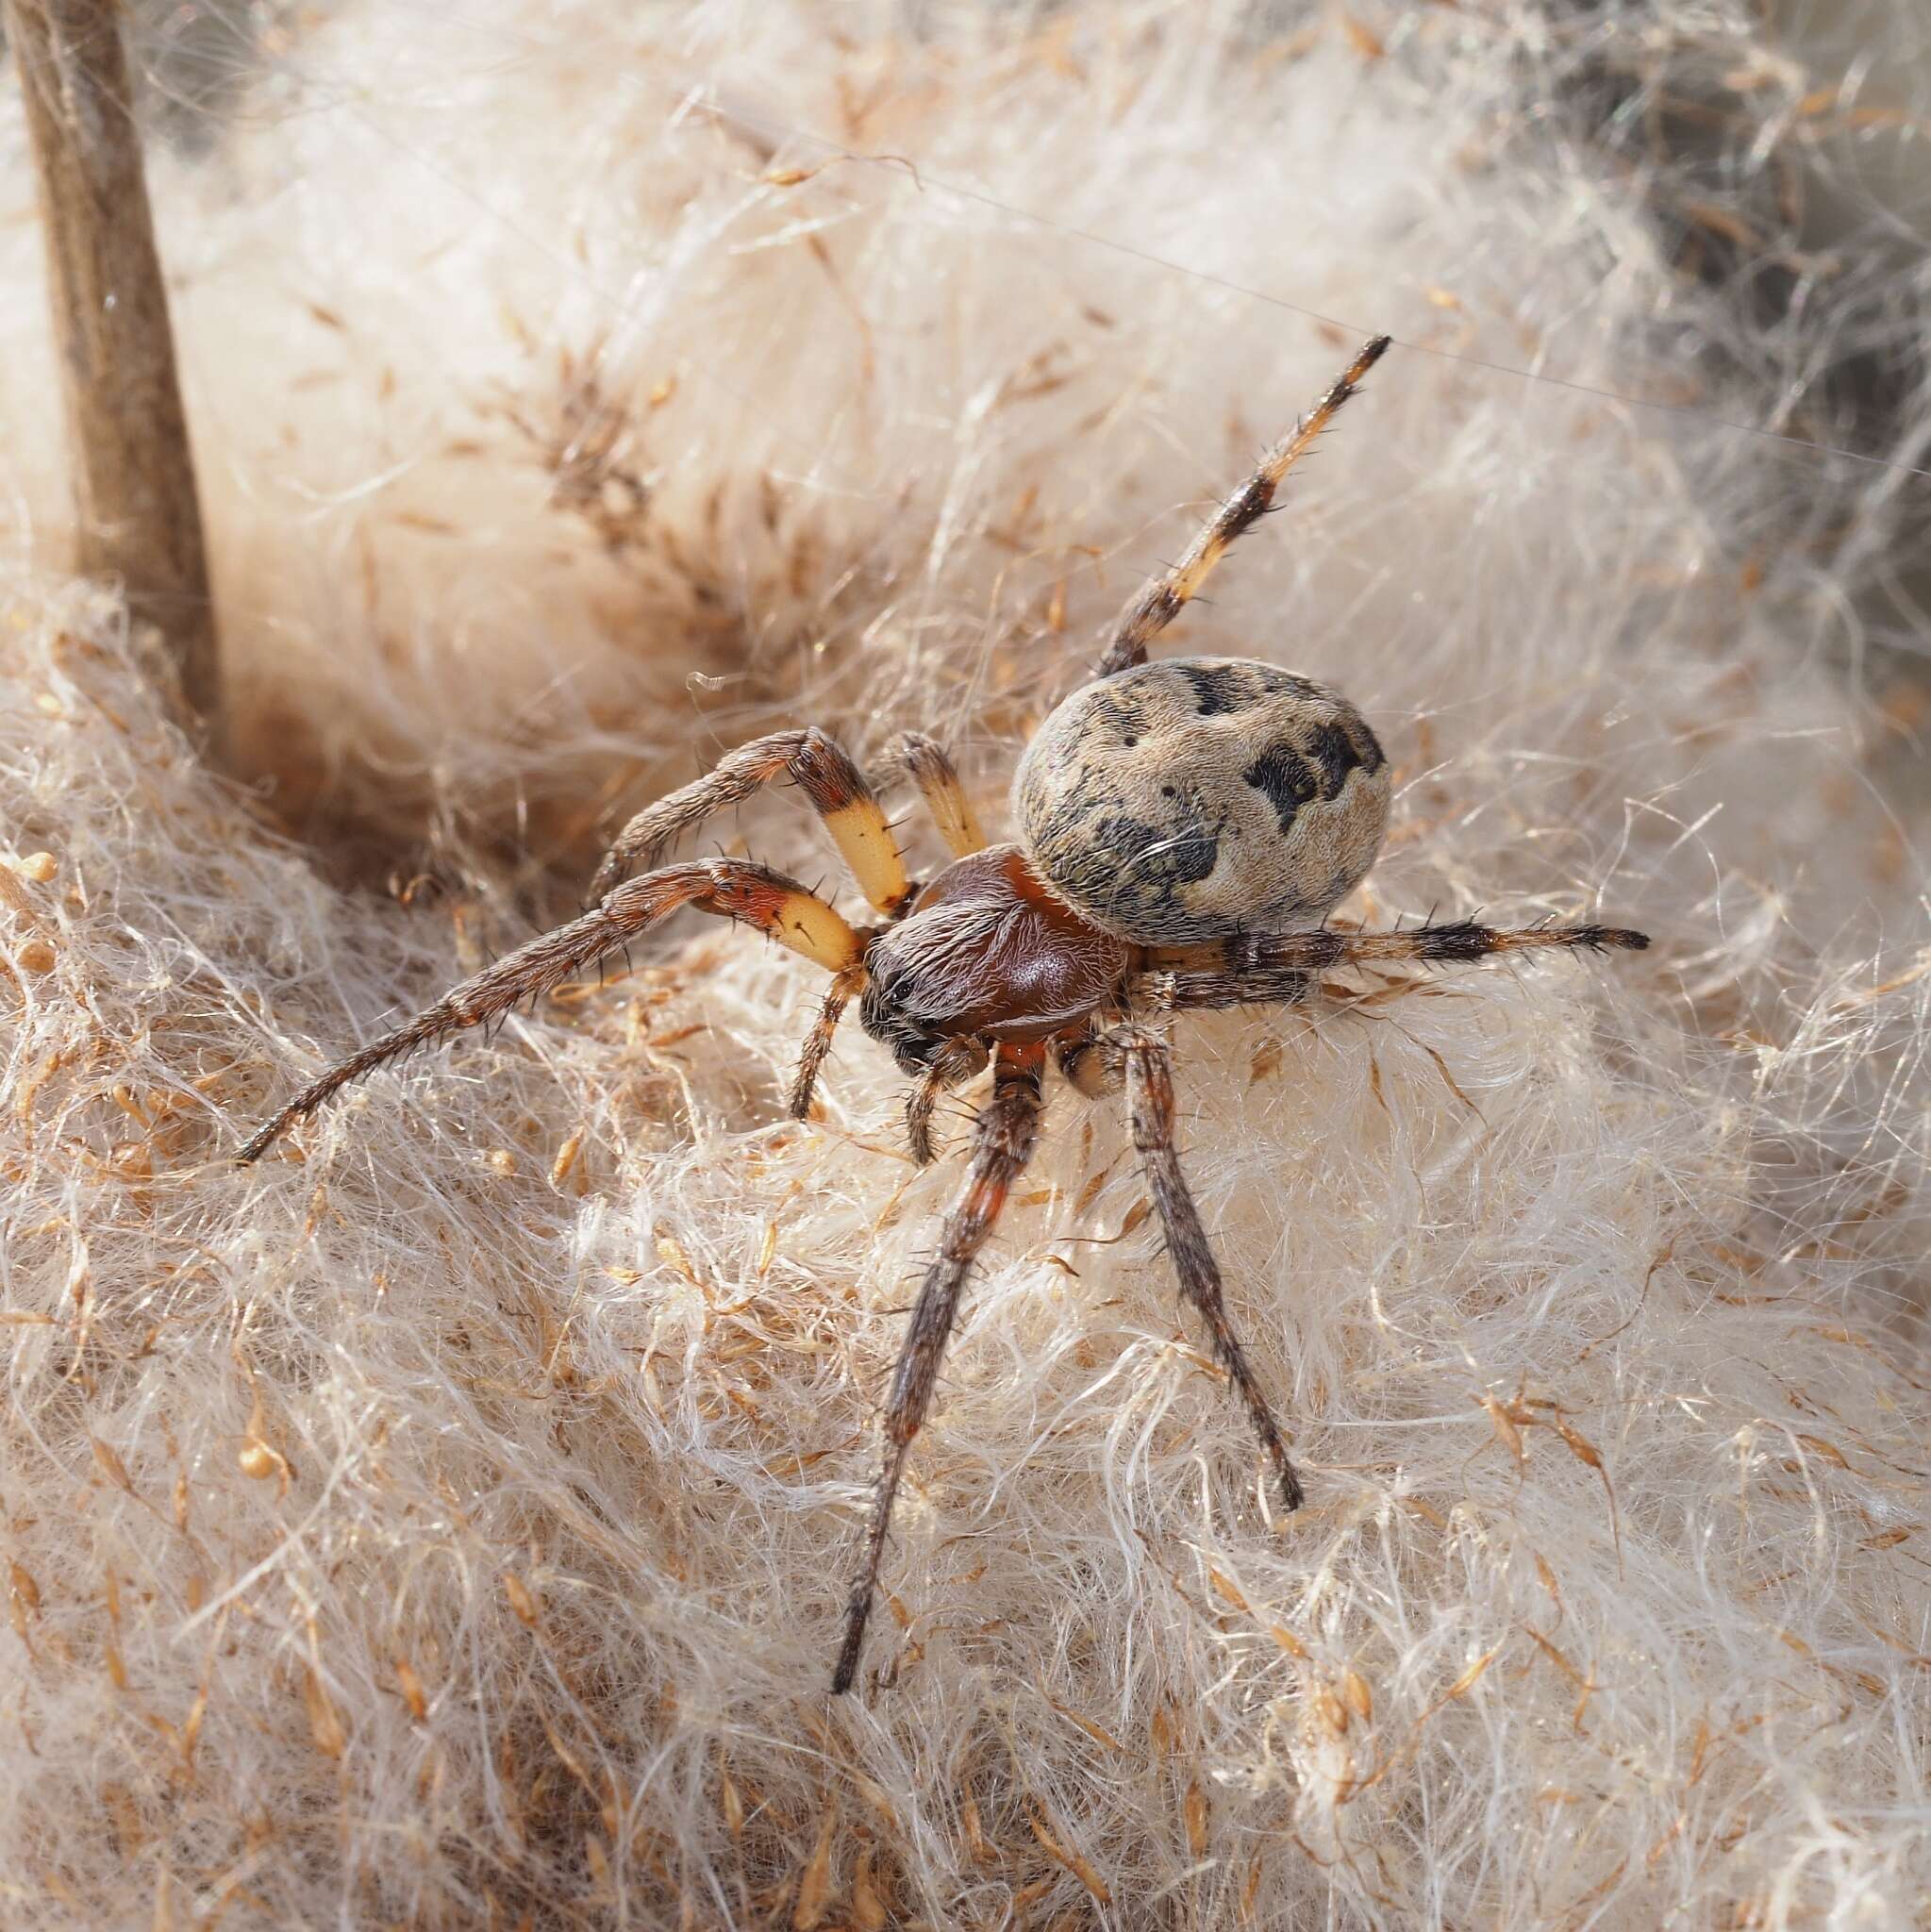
top-left (3, 3), bottom-right (1930, 1926)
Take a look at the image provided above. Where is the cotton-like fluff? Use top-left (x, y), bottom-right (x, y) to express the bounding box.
top-left (0, 3), bottom-right (1928, 1928)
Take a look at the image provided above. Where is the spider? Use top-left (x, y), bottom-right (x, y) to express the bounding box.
top-left (240, 336), bottom-right (1648, 1694)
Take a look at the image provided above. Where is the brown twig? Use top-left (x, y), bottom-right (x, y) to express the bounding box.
top-left (6, 0), bottom-right (221, 735)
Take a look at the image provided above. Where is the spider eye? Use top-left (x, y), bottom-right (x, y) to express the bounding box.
top-left (857, 974), bottom-right (946, 1074)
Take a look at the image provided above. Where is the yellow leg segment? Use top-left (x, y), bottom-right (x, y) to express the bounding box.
top-left (891, 731), bottom-right (987, 858)
top-left (241, 860), bottom-right (864, 1162)
top-left (591, 728), bottom-right (911, 916)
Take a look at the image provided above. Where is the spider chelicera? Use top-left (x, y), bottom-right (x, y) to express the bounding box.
top-left (241, 336), bottom-right (1648, 1693)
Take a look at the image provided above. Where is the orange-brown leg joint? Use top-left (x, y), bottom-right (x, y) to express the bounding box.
top-left (239, 859), bottom-right (861, 1164)
top-left (689, 859), bottom-right (866, 973)
top-left (790, 730), bottom-right (913, 917)
top-left (591, 728), bottom-right (910, 916)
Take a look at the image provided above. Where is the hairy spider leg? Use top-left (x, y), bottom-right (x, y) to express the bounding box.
top-left (1136, 918), bottom-right (1652, 1000)
top-left (590, 728), bottom-right (912, 915)
top-left (1095, 334), bottom-right (1392, 680)
top-left (239, 860), bottom-right (862, 1163)
top-left (904, 1061), bottom-right (946, 1168)
top-left (890, 730), bottom-right (988, 858)
top-left (902, 1036), bottom-right (992, 1167)
top-left (833, 1041), bottom-right (1045, 1694)
top-left (1129, 967), bottom-right (1313, 1012)
top-left (788, 964), bottom-right (867, 1122)
top-left (1114, 1025), bottom-right (1305, 1512)
top-left (1054, 1022), bottom-right (1122, 1096)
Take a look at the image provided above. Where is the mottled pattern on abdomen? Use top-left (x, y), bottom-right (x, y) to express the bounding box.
top-left (1011, 657), bottom-right (1390, 942)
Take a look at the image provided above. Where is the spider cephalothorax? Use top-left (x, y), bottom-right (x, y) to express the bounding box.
top-left (240, 337), bottom-right (1649, 1694)
top-left (859, 845), bottom-right (1128, 1071)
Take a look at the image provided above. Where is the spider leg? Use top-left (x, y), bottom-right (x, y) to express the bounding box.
top-left (1095, 335), bottom-right (1391, 679)
top-left (904, 1068), bottom-right (944, 1168)
top-left (590, 729), bottom-right (912, 916)
top-left (833, 1041), bottom-right (1045, 1694)
top-left (241, 861), bottom-right (864, 1163)
top-left (1126, 966), bottom-right (1314, 1012)
top-left (903, 1037), bottom-right (990, 1166)
top-left (1113, 1024), bottom-right (1304, 1513)
top-left (888, 731), bottom-right (987, 858)
top-left (1139, 919), bottom-right (1650, 984)
top-left (788, 965), bottom-right (866, 1121)
top-left (1054, 1021), bottom-right (1124, 1096)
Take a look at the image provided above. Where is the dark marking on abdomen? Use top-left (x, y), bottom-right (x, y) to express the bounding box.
top-left (1080, 693), bottom-right (1150, 751)
top-left (1241, 742), bottom-right (1319, 834)
top-left (1181, 661), bottom-right (1257, 716)
top-left (1305, 722), bottom-right (1366, 800)
top-left (1342, 714), bottom-right (1386, 774)
top-left (1097, 814), bottom-right (1220, 880)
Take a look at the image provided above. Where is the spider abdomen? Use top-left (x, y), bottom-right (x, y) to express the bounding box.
top-left (1010, 656), bottom-right (1390, 943)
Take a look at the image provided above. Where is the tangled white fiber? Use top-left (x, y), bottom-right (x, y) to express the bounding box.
top-left (3, 1), bottom-right (1930, 1925)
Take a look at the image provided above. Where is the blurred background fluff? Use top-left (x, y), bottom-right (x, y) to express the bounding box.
top-left (1, 2), bottom-right (1928, 1925)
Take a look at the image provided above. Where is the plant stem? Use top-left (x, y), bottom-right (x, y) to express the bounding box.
top-left (6, 0), bottom-right (221, 735)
